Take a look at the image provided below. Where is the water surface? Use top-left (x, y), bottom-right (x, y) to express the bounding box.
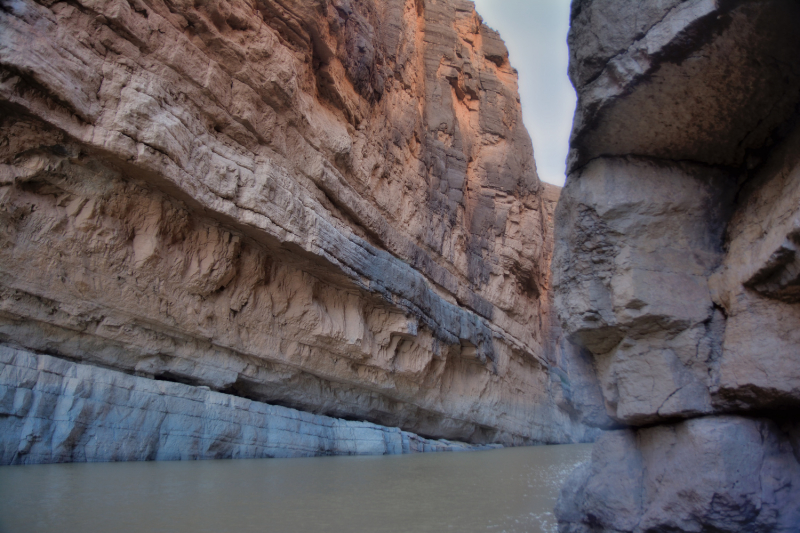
top-left (0, 443), bottom-right (590, 533)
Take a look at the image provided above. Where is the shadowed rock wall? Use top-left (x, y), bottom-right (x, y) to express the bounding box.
top-left (554, 0), bottom-right (800, 531)
top-left (0, 0), bottom-right (597, 461)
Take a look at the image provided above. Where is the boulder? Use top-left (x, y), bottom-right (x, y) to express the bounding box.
top-left (553, 156), bottom-right (733, 425)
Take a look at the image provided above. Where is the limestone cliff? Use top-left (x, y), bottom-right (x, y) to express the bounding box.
top-left (554, 0), bottom-right (800, 531)
top-left (0, 0), bottom-right (594, 462)
top-left (1, 345), bottom-right (500, 463)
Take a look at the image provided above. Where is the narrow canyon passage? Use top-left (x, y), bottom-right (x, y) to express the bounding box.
top-left (2, 0), bottom-right (799, 532)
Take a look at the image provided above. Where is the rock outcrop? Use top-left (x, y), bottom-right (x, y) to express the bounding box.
top-left (557, 417), bottom-right (800, 533)
top-left (0, 345), bottom-right (499, 464)
top-left (0, 0), bottom-right (595, 462)
top-left (554, 0), bottom-right (800, 531)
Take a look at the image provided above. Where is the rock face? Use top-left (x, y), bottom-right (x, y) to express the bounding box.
top-left (0, 0), bottom-right (595, 462)
top-left (554, 0), bottom-right (800, 530)
top-left (0, 345), bottom-right (499, 464)
top-left (557, 417), bottom-right (800, 533)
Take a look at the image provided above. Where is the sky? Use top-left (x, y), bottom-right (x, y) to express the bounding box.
top-left (471, 0), bottom-right (574, 187)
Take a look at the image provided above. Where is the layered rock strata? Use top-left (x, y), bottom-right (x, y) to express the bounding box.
top-left (0, 0), bottom-right (594, 460)
top-left (555, 0), bottom-right (800, 531)
top-left (0, 345), bottom-right (499, 464)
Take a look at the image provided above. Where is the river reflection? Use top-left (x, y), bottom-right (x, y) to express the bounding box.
top-left (0, 443), bottom-right (590, 533)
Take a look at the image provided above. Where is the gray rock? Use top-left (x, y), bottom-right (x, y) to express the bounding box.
top-left (552, 156), bottom-right (733, 425)
top-left (708, 126), bottom-right (800, 413)
top-left (568, 0), bottom-right (684, 88)
top-left (557, 1), bottom-right (800, 531)
top-left (547, 319), bottom-right (619, 431)
top-left (567, 0), bottom-right (800, 173)
top-left (556, 430), bottom-right (644, 533)
top-left (0, 345), bottom-right (500, 465)
top-left (556, 416), bottom-right (800, 533)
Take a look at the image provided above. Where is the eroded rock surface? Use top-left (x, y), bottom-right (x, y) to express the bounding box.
top-left (0, 0), bottom-right (595, 460)
top-left (557, 417), bottom-right (800, 533)
top-left (0, 345), bottom-right (500, 464)
top-left (555, 0), bottom-right (800, 530)
top-left (567, 0), bottom-right (800, 172)
top-left (554, 156), bottom-right (733, 425)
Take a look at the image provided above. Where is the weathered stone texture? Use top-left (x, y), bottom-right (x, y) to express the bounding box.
top-left (567, 0), bottom-right (800, 173)
top-left (557, 417), bottom-right (800, 533)
top-left (555, 0), bottom-right (800, 530)
top-left (558, 0), bottom-right (800, 428)
top-left (0, 345), bottom-right (499, 464)
top-left (553, 157), bottom-right (733, 425)
top-left (0, 0), bottom-right (594, 457)
top-left (709, 126), bottom-right (800, 412)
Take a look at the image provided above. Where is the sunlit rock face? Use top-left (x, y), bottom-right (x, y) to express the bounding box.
top-left (554, 0), bottom-right (800, 531)
top-left (0, 0), bottom-right (598, 461)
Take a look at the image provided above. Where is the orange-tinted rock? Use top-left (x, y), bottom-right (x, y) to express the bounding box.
top-left (0, 0), bottom-right (594, 454)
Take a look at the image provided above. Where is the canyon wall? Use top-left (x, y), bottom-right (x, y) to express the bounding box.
top-left (0, 0), bottom-right (596, 462)
top-left (554, 0), bottom-right (800, 531)
top-left (0, 345), bottom-right (500, 464)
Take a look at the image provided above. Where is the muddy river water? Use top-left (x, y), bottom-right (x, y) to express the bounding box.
top-left (0, 443), bottom-right (590, 533)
